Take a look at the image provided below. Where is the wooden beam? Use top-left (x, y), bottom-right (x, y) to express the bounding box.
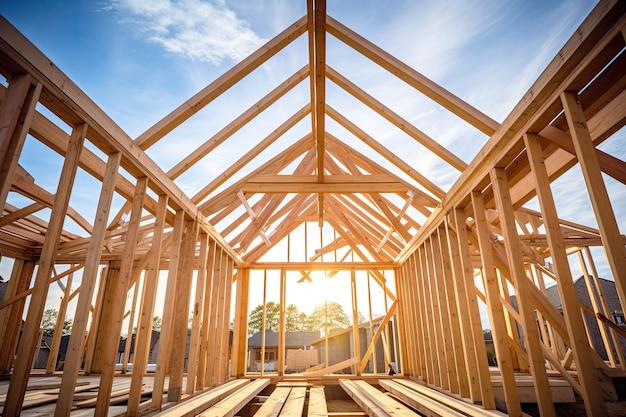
top-left (313, 0), bottom-right (326, 184)
top-left (0, 260), bottom-right (34, 374)
top-left (230, 268), bottom-right (249, 377)
top-left (127, 194), bottom-right (169, 416)
top-left (0, 16), bottom-right (241, 261)
top-left (236, 191), bottom-right (272, 247)
top-left (358, 301), bottom-right (397, 373)
top-left (193, 106), bottom-right (310, 203)
top-left (327, 66), bottom-right (467, 171)
top-left (168, 66), bottom-right (309, 180)
top-left (0, 202), bottom-right (45, 227)
top-left (151, 209), bottom-right (185, 409)
top-left (11, 169), bottom-right (93, 235)
top-left (236, 152), bottom-right (318, 254)
top-left (327, 16), bottom-right (498, 136)
top-left (242, 179), bottom-right (407, 194)
top-left (437, 227), bottom-right (470, 399)
top-left (561, 91), bottom-right (626, 317)
top-left (218, 252), bottom-right (234, 383)
top-left (55, 152), bottom-right (122, 416)
top-left (135, 16), bottom-right (308, 148)
top-left (27, 110), bottom-right (162, 221)
top-left (525, 132), bottom-right (608, 416)
top-left (207, 246), bottom-right (224, 386)
top-left (3, 123), bottom-right (85, 417)
top-left (197, 238), bottom-right (217, 389)
top-left (471, 191), bottom-right (522, 417)
top-left (0, 74), bottom-right (40, 212)
top-left (94, 175), bottom-right (148, 416)
top-left (167, 219), bottom-right (198, 401)
top-left (490, 167), bottom-right (556, 417)
top-left (326, 133), bottom-right (439, 211)
top-left (199, 137), bottom-right (314, 215)
top-left (397, 0), bottom-right (626, 262)
top-left (425, 236), bottom-right (450, 390)
top-left (449, 209), bottom-right (495, 408)
top-left (327, 105), bottom-right (444, 199)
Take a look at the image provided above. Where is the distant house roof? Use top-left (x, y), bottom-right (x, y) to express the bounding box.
top-left (248, 331), bottom-right (320, 348)
top-left (544, 276), bottom-right (622, 313)
top-left (0, 280), bottom-right (7, 301)
top-left (310, 316), bottom-right (385, 344)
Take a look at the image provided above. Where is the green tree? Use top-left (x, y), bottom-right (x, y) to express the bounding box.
top-left (152, 316), bottom-right (162, 332)
top-left (307, 301), bottom-right (351, 333)
top-left (358, 311), bottom-right (367, 324)
top-left (247, 302), bottom-right (280, 335)
top-left (63, 318), bottom-right (73, 334)
top-left (285, 304), bottom-right (305, 331)
top-left (41, 309), bottom-right (58, 336)
top-left (40, 309), bottom-right (72, 336)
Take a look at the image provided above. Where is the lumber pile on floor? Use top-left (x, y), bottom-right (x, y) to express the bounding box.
top-left (155, 379), bottom-right (269, 417)
top-left (379, 379), bottom-right (508, 417)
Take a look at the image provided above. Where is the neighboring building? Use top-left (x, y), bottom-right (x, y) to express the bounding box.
top-left (247, 331), bottom-right (320, 373)
top-left (544, 276), bottom-right (626, 360)
top-left (0, 280), bottom-right (7, 300)
top-left (35, 334), bottom-right (70, 370)
top-left (310, 320), bottom-right (397, 374)
top-left (508, 276), bottom-right (625, 361)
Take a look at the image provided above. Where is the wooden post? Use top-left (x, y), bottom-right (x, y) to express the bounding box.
top-left (45, 266), bottom-right (75, 373)
top-left (186, 231), bottom-right (209, 394)
top-left (578, 251), bottom-right (618, 367)
top-left (167, 219), bottom-right (198, 402)
top-left (88, 264), bottom-right (120, 373)
top-left (449, 209), bottom-right (495, 408)
top-left (365, 271), bottom-right (379, 374)
top-left (278, 267), bottom-right (286, 376)
top-left (0, 74), bottom-right (41, 211)
top-left (438, 226), bottom-right (470, 398)
top-left (496, 268), bottom-right (525, 372)
top-left (3, 123), bottom-right (85, 417)
top-left (403, 262), bottom-right (419, 376)
top-left (127, 194), bottom-right (169, 416)
top-left (207, 246), bottom-right (224, 387)
top-left (197, 238), bottom-right (216, 389)
top-left (580, 247), bottom-right (626, 367)
top-left (218, 253), bottom-right (234, 383)
top-left (529, 265), bottom-right (554, 359)
top-left (561, 91), bottom-right (626, 313)
top-left (83, 265), bottom-right (109, 374)
top-left (471, 190), bottom-right (522, 417)
top-left (491, 167), bottom-right (556, 417)
top-left (430, 232), bottom-right (457, 394)
top-left (525, 132), bottom-right (608, 416)
top-left (231, 267), bottom-right (250, 377)
top-left (350, 268), bottom-right (361, 375)
top-left (418, 245), bottom-right (437, 385)
top-left (396, 264), bottom-right (414, 376)
top-left (122, 277), bottom-right (141, 373)
top-left (409, 254), bottom-right (427, 380)
top-left (426, 237), bottom-right (449, 390)
top-left (152, 209), bottom-right (185, 409)
top-left (0, 260), bottom-right (34, 375)
top-left (94, 176), bottom-right (148, 416)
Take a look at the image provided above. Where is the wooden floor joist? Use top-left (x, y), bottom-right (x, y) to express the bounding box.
top-left (154, 379), bottom-right (251, 417)
top-left (380, 379), bottom-right (508, 417)
top-left (339, 379), bottom-right (415, 417)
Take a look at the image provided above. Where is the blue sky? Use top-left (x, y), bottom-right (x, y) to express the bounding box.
top-left (1, 0), bottom-right (624, 322)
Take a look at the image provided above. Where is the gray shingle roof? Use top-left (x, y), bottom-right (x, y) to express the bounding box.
top-left (247, 331), bottom-right (320, 348)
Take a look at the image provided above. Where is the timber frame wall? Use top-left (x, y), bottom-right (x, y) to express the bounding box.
top-left (0, 1), bottom-right (625, 417)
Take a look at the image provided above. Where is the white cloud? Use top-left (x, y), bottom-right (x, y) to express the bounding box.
top-left (109, 0), bottom-right (267, 64)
